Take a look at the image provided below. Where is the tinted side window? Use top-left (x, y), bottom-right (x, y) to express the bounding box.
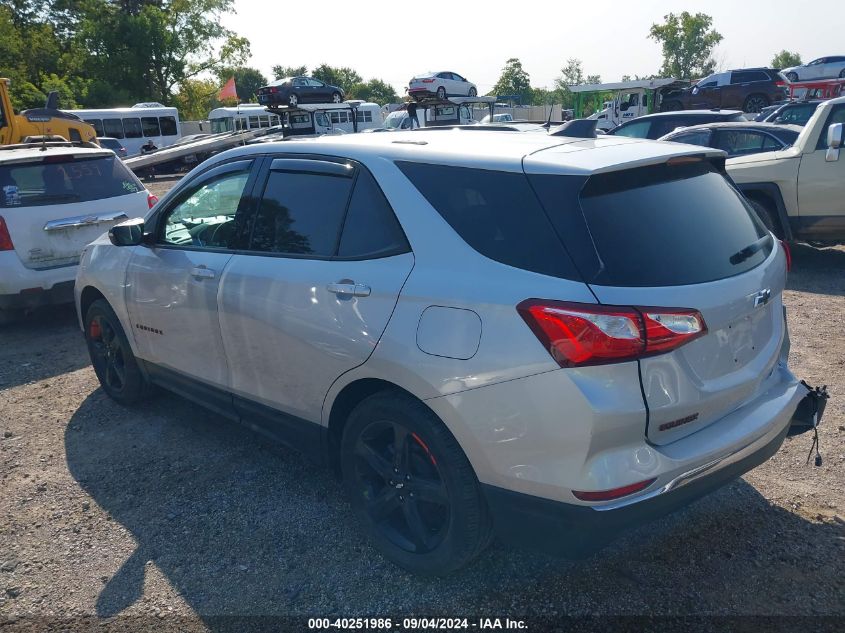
top-left (667, 129), bottom-right (712, 146)
top-left (249, 171), bottom-right (352, 256)
top-left (141, 117), bottom-right (160, 137)
top-left (103, 118), bottom-right (124, 138)
top-left (649, 118), bottom-right (683, 139)
top-left (396, 162), bottom-right (580, 280)
top-left (123, 118), bottom-right (142, 139)
top-left (337, 169), bottom-right (409, 259)
top-left (159, 116), bottom-right (178, 136)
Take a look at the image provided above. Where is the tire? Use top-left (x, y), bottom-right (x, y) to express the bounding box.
top-left (743, 94), bottom-right (769, 114)
top-left (288, 93), bottom-right (298, 107)
top-left (332, 92), bottom-right (342, 103)
top-left (468, 87), bottom-right (477, 97)
top-left (786, 72), bottom-right (798, 82)
top-left (341, 391), bottom-right (492, 575)
top-left (747, 197), bottom-right (780, 237)
top-left (436, 86), bottom-right (446, 100)
top-left (84, 299), bottom-right (152, 404)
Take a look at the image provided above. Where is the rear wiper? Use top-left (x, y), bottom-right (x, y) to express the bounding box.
top-left (729, 233), bottom-right (773, 266)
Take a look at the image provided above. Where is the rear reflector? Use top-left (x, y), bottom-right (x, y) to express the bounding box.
top-left (422, 79), bottom-right (435, 83)
top-left (148, 194), bottom-right (159, 208)
top-left (573, 478), bottom-right (656, 502)
top-left (781, 240), bottom-right (792, 272)
top-left (517, 300), bottom-right (706, 367)
top-left (0, 216), bottom-right (13, 251)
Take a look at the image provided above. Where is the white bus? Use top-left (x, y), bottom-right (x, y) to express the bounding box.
top-left (66, 104), bottom-right (181, 155)
top-left (208, 104), bottom-right (283, 134)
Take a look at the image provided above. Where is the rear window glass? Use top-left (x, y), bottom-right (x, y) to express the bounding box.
top-left (0, 155), bottom-right (143, 208)
top-left (531, 161), bottom-right (772, 287)
top-left (396, 162), bottom-right (579, 280)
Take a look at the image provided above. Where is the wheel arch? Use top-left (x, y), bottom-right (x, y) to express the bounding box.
top-left (79, 285), bottom-right (107, 325)
top-left (325, 377), bottom-right (420, 474)
top-left (735, 182), bottom-right (793, 240)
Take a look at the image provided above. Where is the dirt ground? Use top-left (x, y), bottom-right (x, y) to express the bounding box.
top-left (1, 176), bottom-right (843, 630)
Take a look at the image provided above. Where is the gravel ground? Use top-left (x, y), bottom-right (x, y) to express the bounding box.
top-left (1, 176), bottom-right (843, 629)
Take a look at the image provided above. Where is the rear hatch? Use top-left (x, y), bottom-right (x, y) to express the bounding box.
top-left (0, 151), bottom-right (149, 269)
top-left (528, 156), bottom-right (786, 445)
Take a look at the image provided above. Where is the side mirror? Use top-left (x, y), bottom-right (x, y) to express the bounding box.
top-left (826, 122), bottom-right (843, 162)
top-left (108, 218), bottom-right (145, 246)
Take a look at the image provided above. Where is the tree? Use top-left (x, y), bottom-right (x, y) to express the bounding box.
top-left (771, 50), bottom-right (802, 69)
top-left (76, 0), bottom-right (250, 104)
top-left (649, 12), bottom-right (723, 79)
top-left (347, 78), bottom-right (398, 105)
top-left (585, 74), bottom-right (602, 85)
top-left (216, 66), bottom-right (267, 102)
top-left (272, 64), bottom-right (307, 80)
top-left (173, 77), bottom-right (219, 120)
top-left (311, 64), bottom-right (362, 92)
top-left (490, 58), bottom-right (532, 104)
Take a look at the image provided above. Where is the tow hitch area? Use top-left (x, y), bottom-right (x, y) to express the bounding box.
top-left (789, 381), bottom-right (829, 467)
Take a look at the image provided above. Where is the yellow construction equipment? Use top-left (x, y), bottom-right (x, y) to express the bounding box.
top-left (0, 78), bottom-right (97, 146)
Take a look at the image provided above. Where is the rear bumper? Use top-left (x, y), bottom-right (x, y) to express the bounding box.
top-left (482, 379), bottom-right (809, 557)
top-left (0, 251), bottom-right (77, 311)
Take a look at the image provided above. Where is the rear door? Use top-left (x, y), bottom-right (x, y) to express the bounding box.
top-left (0, 152), bottom-right (148, 270)
top-left (218, 156), bottom-right (414, 427)
top-left (528, 158), bottom-right (786, 445)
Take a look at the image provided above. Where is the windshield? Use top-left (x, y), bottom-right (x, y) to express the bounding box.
top-left (0, 155), bottom-right (143, 208)
top-left (383, 113), bottom-right (406, 129)
top-left (210, 117), bottom-right (233, 134)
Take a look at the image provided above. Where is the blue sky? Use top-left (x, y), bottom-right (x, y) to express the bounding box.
top-left (224, 0), bottom-right (844, 93)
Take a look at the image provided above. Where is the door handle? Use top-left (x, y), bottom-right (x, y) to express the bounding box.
top-left (190, 266), bottom-right (216, 280)
top-left (327, 282), bottom-right (371, 297)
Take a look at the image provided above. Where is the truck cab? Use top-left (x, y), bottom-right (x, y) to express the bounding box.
top-left (587, 91), bottom-right (650, 131)
top-left (728, 95), bottom-right (845, 242)
top-left (1, 79), bottom-right (97, 146)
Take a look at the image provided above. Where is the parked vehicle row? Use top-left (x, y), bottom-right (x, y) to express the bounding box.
top-left (660, 68), bottom-right (787, 114)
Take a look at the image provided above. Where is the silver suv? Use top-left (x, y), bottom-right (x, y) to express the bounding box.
top-left (76, 129), bottom-right (811, 575)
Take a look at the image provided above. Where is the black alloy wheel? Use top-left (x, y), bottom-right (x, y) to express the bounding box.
top-left (352, 420), bottom-right (450, 554)
top-left (85, 299), bottom-right (151, 404)
top-left (744, 94), bottom-right (769, 113)
top-left (436, 86), bottom-right (446, 100)
top-left (341, 391), bottom-right (492, 575)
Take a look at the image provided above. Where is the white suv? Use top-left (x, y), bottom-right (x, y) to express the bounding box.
top-left (0, 145), bottom-right (153, 321)
top-left (76, 130), bottom-right (814, 575)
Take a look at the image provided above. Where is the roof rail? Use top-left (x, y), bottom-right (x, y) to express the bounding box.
top-left (548, 119), bottom-right (597, 139)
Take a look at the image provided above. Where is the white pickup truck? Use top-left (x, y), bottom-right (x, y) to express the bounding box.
top-left (728, 95), bottom-right (845, 243)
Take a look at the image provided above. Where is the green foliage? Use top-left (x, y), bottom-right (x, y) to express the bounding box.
top-left (271, 64), bottom-right (307, 80)
top-left (491, 58), bottom-right (532, 104)
top-left (311, 64), bottom-right (362, 93)
top-left (173, 77), bottom-right (219, 120)
top-left (40, 72), bottom-right (78, 109)
top-left (216, 66), bottom-right (267, 102)
top-left (0, 0), bottom-right (251, 110)
top-left (771, 50), bottom-right (802, 69)
top-left (10, 81), bottom-right (45, 110)
top-left (649, 12), bottom-right (723, 79)
top-left (346, 78), bottom-right (398, 105)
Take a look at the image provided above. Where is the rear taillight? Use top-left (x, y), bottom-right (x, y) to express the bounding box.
top-left (517, 300), bottom-right (706, 367)
top-left (270, 87), bottom-right (278, 93)
top-left (422, 78), bottom-right (435, 83)
top-left (147, 194), bottom-right (158, 208)
top-left (0, 216), bottom-right (13, 251)
top-left (781, 240), bottom-right (792, 272)
top-left (573, 478), bottom-right (657, 502)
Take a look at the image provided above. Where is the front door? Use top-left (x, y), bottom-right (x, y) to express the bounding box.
top-left (125, 158), bottom-right (257, 401)
top-left (218, 157), bottom-right (414, 431)
top-left (796, 103), bottom-right (845, 238)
